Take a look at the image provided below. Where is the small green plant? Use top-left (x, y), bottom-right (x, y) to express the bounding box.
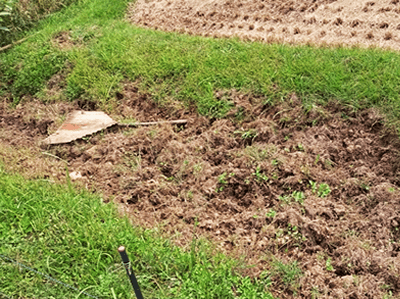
top-left (124, 153), bottom-right (142, 172)
top-left (193, 163), bottom-right (203, 176)
top-left (383, 290), bottom-right (394, 299)
top-left (309, 180), bottom-right (317, 193)
top-left (360, 182), bottom-right (370, 191)
top-left (311, 287), bottom-right (320, 299)
top-left (218, 172), bottom-right (227, 184)
top-left (314, 154), bottom-right (320, 165)
top-left (278, 194), bottom-right (291, 205)
top-left (291, 191), bottom-right (305, 204)
top-left (272, 260), bottom-right (303, 290)
top-left (234, 129), bottom-right (258, 140)
top-left (309, 181), bottom-right (331, 198)
top-left (245, 144), bottom-right (276, 161)
top-left (278, 191), bottom-right (305, 206)
top-left (252, 166), bottom-right (268, 183)
top-left (266, 209), bottom-right (276, 218)
top-left (234, 106), bottom-right (245, 121)
top-left (297, 144), bottom-right (304, 151)
top-left (216, 172), bottom-right (228, 192)
top-left (318, 183), bottom-right (331, 198)
top-left (326, 257), bottom-right (335, 272)
top-left (341, 112), bottom-right (349, 119)
top-left (286, 223), bottom-right (306, 245)
top-left (241, 129), bottom-right (258, 140)
top-left (147, 129), bottom-right (157, 139)
top-left (271, 159), bottom-right (279, 166)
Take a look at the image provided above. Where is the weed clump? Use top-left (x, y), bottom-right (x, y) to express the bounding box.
top-left (0, 0), bottom-right (80, 46)
top-left (272, 260), bottom-right (303, 291)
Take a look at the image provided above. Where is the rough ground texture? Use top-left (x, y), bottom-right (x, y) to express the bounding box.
top-left (129, 0), bottom-right (400, 50)
top-left (1, 86), bottom-right (400, 298)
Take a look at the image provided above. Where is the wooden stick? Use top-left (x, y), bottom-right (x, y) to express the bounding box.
top-left (117, 119), bottom-right (187, 127)
top-left (0, 35), bottom-right (33, 52)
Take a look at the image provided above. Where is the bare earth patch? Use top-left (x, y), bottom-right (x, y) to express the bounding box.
top-left (1, 88), bottom-right (400, 297)
top-left (129, 0), bottom-right (400, 50)
top-left (52, 31), bottom-right (76, 50)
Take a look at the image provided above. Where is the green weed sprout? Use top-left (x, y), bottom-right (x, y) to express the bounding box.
top-left (326, 257), bottom-right (335, 272)
top-left (266, 209), bottom-right (277, 218)
top-left (216, 172), bottom-right (231, 192)
top-left (273, 260), bottom-right (303, 290)
top-left (309, 181), bottom-right (331, 198)
top-left (317, 183), bottom-right (331, 198)
top-left (252, 166), bottom-right (268, 183)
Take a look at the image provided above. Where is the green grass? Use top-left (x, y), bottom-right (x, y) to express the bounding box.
top-left (0, 0), bottom-right (81, 47)
top-left (1, 0), bottom-right (400, 123)
top-left (272, 260), bottom-right (302, 292)
top-left (0, 166), bottom-right (273, 298)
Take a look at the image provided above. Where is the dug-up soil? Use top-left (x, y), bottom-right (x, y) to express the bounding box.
top-left (129, 0), bottom-right (400, 50)
top-left (1, 87), bottom-right (400, 298)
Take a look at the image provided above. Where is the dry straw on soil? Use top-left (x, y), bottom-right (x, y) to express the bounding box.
top-left (129, 0), bottom-right (400, 50)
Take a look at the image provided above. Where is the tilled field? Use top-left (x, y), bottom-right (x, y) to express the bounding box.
top-left (129, 0), bottom-right (400, 50)
top-left (1, 88), bottom-right (400, 297)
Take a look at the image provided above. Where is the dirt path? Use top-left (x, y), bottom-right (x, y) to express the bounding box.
top-left (129, 0), bottom-right (400, 50)
top-left (1, 88), bottom-right (400, 297)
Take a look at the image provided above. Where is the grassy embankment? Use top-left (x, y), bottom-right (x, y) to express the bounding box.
top-left (1, 0), bottom-right (400, 124)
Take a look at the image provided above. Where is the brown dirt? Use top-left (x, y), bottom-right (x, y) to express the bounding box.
top-left (129, 0), bottom-right (400, 50)
top-left (52, 31), bottom-right (76, 50)
top-left (1, 86), bottom-right (400, 298)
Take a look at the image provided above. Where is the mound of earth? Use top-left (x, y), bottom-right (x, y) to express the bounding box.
top-left (129, 0), bottom-right (400, 50)
top-left (1, 87), bottom-right (400, 297)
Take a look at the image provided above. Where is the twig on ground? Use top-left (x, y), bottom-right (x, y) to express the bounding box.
top-left (0, 34), bottom-right (35, 52)
top-left (117, 119), bottom-right (187, 127)
top-left (41, 152), bottom-right (69, 164)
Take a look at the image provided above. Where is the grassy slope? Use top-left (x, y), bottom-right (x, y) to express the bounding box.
top-left (1, 0), bottom-right (400, 123)
top-left (0, 167), bottom-right (273, 298)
